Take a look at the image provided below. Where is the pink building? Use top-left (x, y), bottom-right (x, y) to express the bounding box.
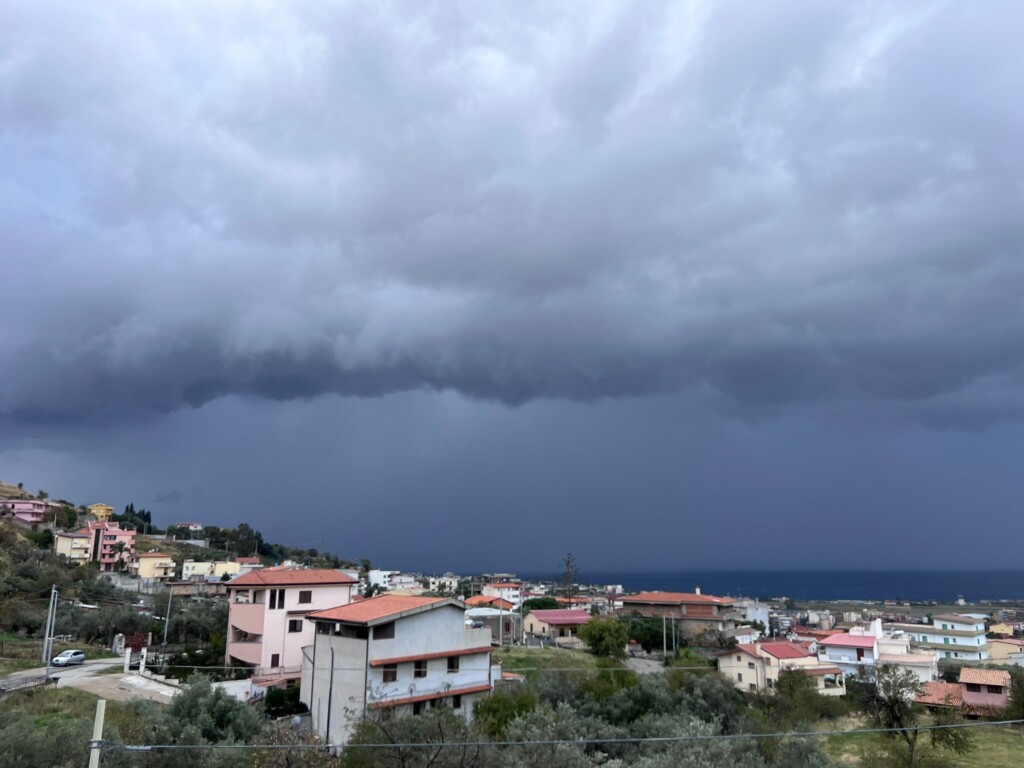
top-left (959, 668), bottom-right (1010, 714)
top-left (0, 499), bottom-right (57, 531)
top-left (77, 521), bottom-right (136, 571)
top-left (226, 567), bottom-right (358, 683)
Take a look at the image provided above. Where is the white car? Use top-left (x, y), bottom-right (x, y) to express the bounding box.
top-left (52, 649), bottom-right (86, 666)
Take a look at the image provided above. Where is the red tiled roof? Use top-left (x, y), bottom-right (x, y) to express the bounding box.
top-left (487, 583), bottom-right (521, 589)
top-left (802, 666), bottom-right (843, 676)
top-left (619, 591), bottom-right (734, 606)
top-left (234, 556), bottom-right (261, 564)
top-left (465, 595), bottom-right (514, 609)
top-left (819, 634), bottom-right (876, 649)
top-left (959, 668), bottom-right (1010, 687)
top-left (229, 568), bottom-right (356, 587)
top-left (760, 643), bottom-right (811, 660)
top-left (136, 552), bottom-right (172, 558)
top-left (527, 609), bottom-right (592, 625)
top-left (916, 682), bottom-right (964, 708)
top-left (308, 594), bottom-right (449, 624)
top-left (368, 683), bottom-right (492, 709)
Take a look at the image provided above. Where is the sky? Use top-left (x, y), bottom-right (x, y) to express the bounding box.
top-left (2, 1), bottom-right (1023, 573)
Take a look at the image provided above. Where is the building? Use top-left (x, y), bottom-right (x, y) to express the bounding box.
top-left (226, 567), bottom-right (358, 681)
top-left (53, 532), bottom-right (91, 564)
top-left (481, 582), bottom-right (522, 605)
top-left (87, 504), bottom-right (115, 522)
top-left (465, 607), bottom-right (522, 646)
top-left (300, 594), bottom-right (497, 746)
top-left (618, 590), bottom-right (738, 638)
top-left (959, 668), bottom-right (1010, 714)
top-left (464, 595), bottom-right (515, 611)
top-left (524, 609), bottom-right (591, 647)
top-left (0, 498), bottom-right (57, 531)
top-left (182, 560), bottom-right (241, 581)
top-left (718, 642), bottom-right (845, 696)
top-left (133, 553), bottom-right (176, 582)
top-left (79, 521), bottom-right (136, 571)
top-left (818, 620), bottom-right (938, 682)
top-left (988, 637), bottom-right (1024, 661)
top-left (890, 614), bottom-right (990, 661)
top-left (176, 522), bottom-right (204, 533)
top-left (234, 556), bottom-right (263, 575)
top-left (427, 575), bottom-right (461, 594)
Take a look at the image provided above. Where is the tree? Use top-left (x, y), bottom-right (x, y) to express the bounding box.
top-left (561, 552), bottom-right (579, 606)
top-left (578, 617), bottom-right (629, 660)
top-left (521, 597), bottom-right (560, 613)
top-left (37, 490), bottom-right (48, 500)
top-left (1006, 667), bottom-right (1024, 721)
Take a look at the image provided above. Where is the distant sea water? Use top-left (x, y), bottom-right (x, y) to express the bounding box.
top-left (517, 571), bottom-right (1024, 603)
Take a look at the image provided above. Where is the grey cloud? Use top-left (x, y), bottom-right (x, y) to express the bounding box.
top-left (2, 1), bottom-right (1023, 427)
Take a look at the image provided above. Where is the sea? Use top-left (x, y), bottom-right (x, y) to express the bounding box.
top-left (517, 570), bottom-right (1024, 603)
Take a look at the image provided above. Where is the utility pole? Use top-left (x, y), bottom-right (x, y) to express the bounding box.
top-left (87, 699), bottom-right (106, 768)
top-left (162, 590), bottom-right (173, 649)
top-left (43, 585), bottom-right (59, 680)
top-left (662, 615), bottom-right (667, 659)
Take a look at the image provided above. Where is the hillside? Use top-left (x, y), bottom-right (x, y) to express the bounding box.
top-left (0, 480), bottom-right (35, 500)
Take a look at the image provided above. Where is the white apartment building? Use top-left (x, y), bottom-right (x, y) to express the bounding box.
top-left (890, 614), bottom-right (990, 661)
top-left (482, 582), bottom-right (521, 605)
top-left (300, 595), bottom-right (497, 746)
top-left (182, 560), bottom-right (241, 580)
top-left (226, 567), bottom-right (358, 683)
top-left (818, 620), bottom-right (938, 681)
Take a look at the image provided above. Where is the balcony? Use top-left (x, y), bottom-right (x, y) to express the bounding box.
top-left (227, 640), bottom-right (263, 666)
top-left (230, 602), bottom-right (267, 635)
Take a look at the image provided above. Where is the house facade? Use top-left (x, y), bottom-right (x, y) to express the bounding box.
top-left (226, 567), bottom-right (358, 680)
top-left (133, 553), bottom-right (176, 582)
top-left (958, 668), bottom-right (1010, 714)
top-left (817, 620), bottom-right (938, 682)
top-left (482, 583), bottom-right (522, 605)
top-left (718, 642), bottom-right (845, 696)
top-left (87, 504), bottom-right (115, 522)
top-left (182, 560), bottom-right (241, 580)
top-left (54, 532), bottom-right (91, 564)
top-left (618, 590), bottom-right (738, 638)
top-left (890, 614), bottom-right (990, 661)
top-left (0, 498), bottom-right (57, 530)
top-left (300, 595), bottom-right (497, 746)
top-left (524, 609), bottom-right (591, 646)
top-left (79, 521), bottom-right (136, 571)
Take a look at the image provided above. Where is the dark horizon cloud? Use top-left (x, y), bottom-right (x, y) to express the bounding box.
top-left (1, 1), bottom-right (1022, 428)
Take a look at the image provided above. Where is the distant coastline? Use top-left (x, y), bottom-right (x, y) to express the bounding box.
top-left (516, 570), bottom-right (1024, 603)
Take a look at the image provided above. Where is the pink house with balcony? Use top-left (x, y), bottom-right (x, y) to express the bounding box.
top-left (77, 521), bottom-right (136, 571)
top-left (226, 567), bottom-right (358, 684)
top-left (0, 498), bottom-right (57, 531)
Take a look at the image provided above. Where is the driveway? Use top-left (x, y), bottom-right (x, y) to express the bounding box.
top-left (1, 658), bottom-right (180, 703)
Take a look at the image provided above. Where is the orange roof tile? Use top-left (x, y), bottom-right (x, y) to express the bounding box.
top-left (620, 591), bottom-right (734, 606)
top-left (760, 642), bottom-right (811, 660)
top-left (229, 567), bottom-right (356, 587)
top-left (959, 668), bottom-right (1010, 687)
top-left (916, 682), bottom-right (964, 708)
top-left (307, 594), bottom-right (450, 624)
top-left (368, 683), bottom-right (492, 709)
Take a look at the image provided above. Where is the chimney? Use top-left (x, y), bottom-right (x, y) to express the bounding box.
top-left (695, 586), bottom-right (701, 595)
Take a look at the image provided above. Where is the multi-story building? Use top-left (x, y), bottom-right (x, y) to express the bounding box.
top-left (889, 614), bottom-right (990, 661)
top-left (718, 642), bottom-right (845, 696)
top-left (87, 504), bottom-right (115, 522)
top-left (300, 595), bottom-right (497, 746)
top-left (182, 560), bottom-right (241, 580)
top-left (0, 499), bottom-right (57, 531)
top-left (482, 582), bottom-right (522, 606)
top-left (818, 620), bottom-right (938, 681)
top-left (618, 590), bottom-right (738, 638)
top-left (53, 531), bottom-right (91, 564)
top-left (234, 556), bottom-right (263, 575)
top-left (226, 567), bottom-right (358, 682)
top-left (133, 552), bottom-right (176, 582)
top-left (78, 521), bottom-right (136, 571)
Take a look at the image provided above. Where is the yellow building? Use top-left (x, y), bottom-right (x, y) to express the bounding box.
top-left (87, 503), bottom-right (115, 522)
top-left (988, 637), bottom-right (1024, 661)
top-left (134, 553), bottom-right (176, 581)
top-left (54, 532), bottom-right (91, 564)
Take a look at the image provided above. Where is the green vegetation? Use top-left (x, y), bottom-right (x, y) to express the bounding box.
top-left (578, 616), bottom-right (629, 660)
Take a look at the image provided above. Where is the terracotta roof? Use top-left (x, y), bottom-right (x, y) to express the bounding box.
top-left (991, 638), bottom-right (1024, 648)
top-left (878, 653), bottom-right (936, 666)
top-left (959, 668), bottom-right (1010, 687)
top-left (802, 666), bottom-right (843, 676)
top-left (760, 643), bottom-right (811, 660)
top-left (229, 568), bottom-right (356, 587)
top-left (619, 591), bottom-right (734, 606)
top-left (368, 683), bottom-right (492, 709)
top-left (916, 681), bottom-right (964, 708)
top-left (136, 552), bottom-right (172, 558)
top-left (234, 556), bottom-right (261, 564)
top-left (732, 644), bottom-right (760, 658)
top-left (487, 583), bottom-right (521, 589)
top-left (819, 634), bottom-right (876, 649)
top-left (527, 609), bottom-right (592, 625)
top-left (307, 594), bottom-right (450, 624)
top-left (464, 595), bottom-right (514, 609)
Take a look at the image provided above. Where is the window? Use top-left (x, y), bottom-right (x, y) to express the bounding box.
top-left (270, 653), bottom-right (280, 668)
top-left (452, 694), bottom-right (462, 710)
top-left (943, 638), bottom-right (950, 644)
top-left (382, 665), bottom-right (398, 683)
top-left (269, 589), bottom-right (285, 610)
top-left (767, 678), bottom-right (774, 689)
top-left (749, 683), bottom-right (757, 691)
top-left (298, 590), bottom-right (312, 604)
top-left (339, 625), bottom-right (369, 639)
top-left (737, 673), bottom-right (743, 682)
top-left (736, 656), bottom-right (741, 662)
top-left (413, 701), bottom-right (423, 715)
top-left (374, 622), bottom-right (395, 640)
top-left (316, 623), bottom-right (331, 635)
top-left (447, 656), bottom-right (460, 674)
top-left (747, 662), bottom-right (755, 669)
top-left (966, 683), bottom-right (981, 693)
top-left (987, 685), bottom-right (1003, 694)
top-left (288, 619), bottom-right (303, 633)
top-left (414, 660), bottom-right (427, 678)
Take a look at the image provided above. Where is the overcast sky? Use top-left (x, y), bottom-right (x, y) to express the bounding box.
top-left (2, 1), bottom-right (1023, 572)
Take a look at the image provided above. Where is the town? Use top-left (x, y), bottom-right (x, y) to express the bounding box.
top-left (3, 486), bottom-right (1024, 767)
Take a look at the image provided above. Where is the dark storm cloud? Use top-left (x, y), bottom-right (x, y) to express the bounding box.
top-left (2, 1), bottom-right (1023, 426)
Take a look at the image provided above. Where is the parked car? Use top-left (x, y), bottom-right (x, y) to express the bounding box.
top-left (52, 649), bottom-right (86, 666)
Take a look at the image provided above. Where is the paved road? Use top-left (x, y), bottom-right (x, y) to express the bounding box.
top-left (0, 657), bottom-right (180, 702)
top-left (0, 657), bottom-right (122, 687)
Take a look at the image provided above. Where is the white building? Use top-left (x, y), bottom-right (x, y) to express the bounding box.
top-left (818, 620), bottom-right (938, 682)
top-left (428, 575), bottom-right (461, 594)
top-left (226, 567), bottom-right (358, 685)
top-left (367, 570), bottom-right (420, 591)
top-left (482, 582), bottom-right (521, 605)
top-left (182, 560), bottom-right (241, 580)
top-left (719, 642), bottom-right (845, 696)
top-left (300, 595), bottom-right (498, 746)
top-left (890, 614), bottom-right (990, 661)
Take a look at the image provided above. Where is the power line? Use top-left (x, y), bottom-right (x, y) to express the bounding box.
top-left (96, 718), bottom-right (1024, 753)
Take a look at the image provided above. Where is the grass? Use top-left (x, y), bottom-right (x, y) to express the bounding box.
top-left (821, 715), bottom-right (1024, 767)
top-left (0, 631), bottom-right (118, 676)
top-left (3, 686), bottom-right (121, 720)
top-left (492, 645), bottom-right (607, 682)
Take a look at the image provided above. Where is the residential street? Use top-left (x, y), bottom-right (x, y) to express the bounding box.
top-left (0, 657), bottom-right (180, 703)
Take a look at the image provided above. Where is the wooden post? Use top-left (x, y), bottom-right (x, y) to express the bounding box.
top-left (87, 699), bottom-right (106, 768)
